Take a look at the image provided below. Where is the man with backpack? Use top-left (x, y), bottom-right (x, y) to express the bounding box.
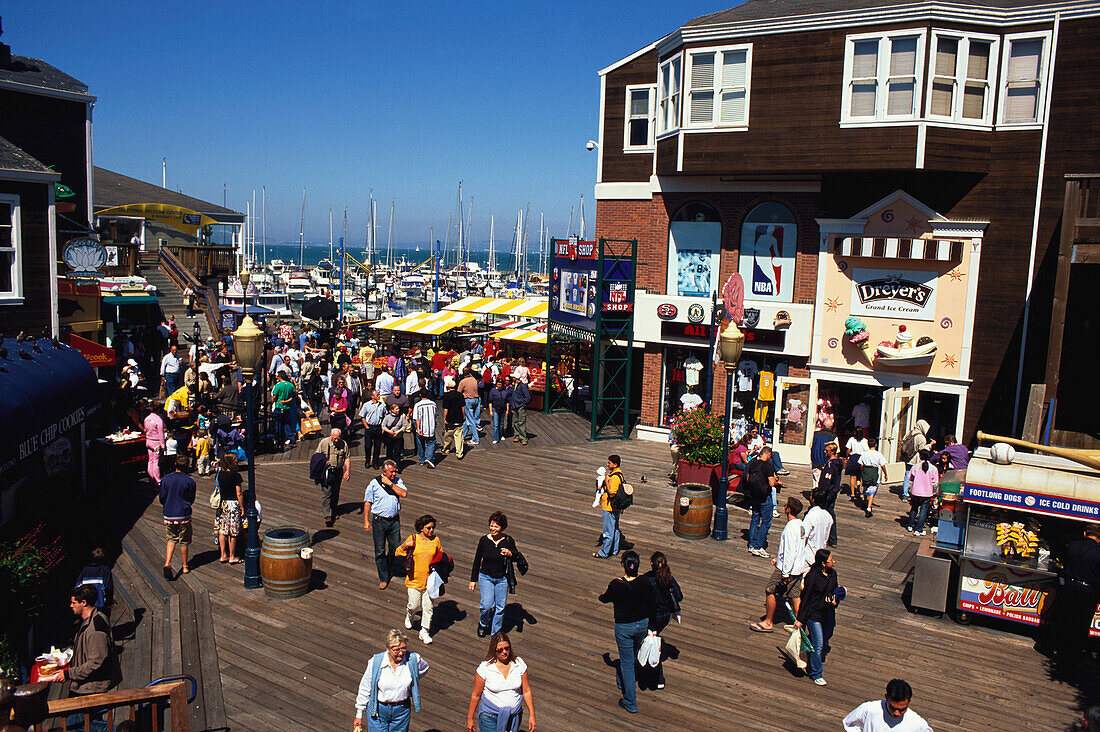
top-left (594, 454), bottom-right (632, 559)
top-left (745, 446), bottom-right (779, 558)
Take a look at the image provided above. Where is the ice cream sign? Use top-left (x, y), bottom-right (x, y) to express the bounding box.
top-left (850, 268), bottom-right (937, 321)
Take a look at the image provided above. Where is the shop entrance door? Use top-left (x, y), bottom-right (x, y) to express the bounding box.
top-left (772, 377), bottom-right (813, 464)
top-left (880, 388), bottom-right (918, 476)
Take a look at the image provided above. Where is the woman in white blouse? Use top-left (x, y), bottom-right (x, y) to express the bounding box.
top-left (353, 629), bottom-right (429, 732)
top-left (465, 632), bottom-right (535, 732)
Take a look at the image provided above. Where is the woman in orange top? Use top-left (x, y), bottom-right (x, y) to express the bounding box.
top-left (396, 514), bottom-right (443, 645)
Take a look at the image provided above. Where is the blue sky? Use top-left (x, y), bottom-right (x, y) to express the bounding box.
top-left (4, 1), bottom-right (731, 247)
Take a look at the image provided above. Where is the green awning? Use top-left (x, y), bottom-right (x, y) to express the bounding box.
top-left (102, 294), bottom-right (159, 305)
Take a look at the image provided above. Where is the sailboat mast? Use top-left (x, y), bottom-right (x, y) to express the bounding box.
top-left (341, 209), bottom-right (348, 320)
top-left (261, 186), bottom-right (267, 270)
top-left (298, 187), bottom-right (306, 267)
top-left (329, 208), bottom-right (334, 263)
top-left (387, 201), bottom-right (394, 270)
top-left (488, 214), bottom-right (495, 272)
top-left (457, 182), bottom-right (463, 278)
top-left (580, 194), bottom-right (586, 240)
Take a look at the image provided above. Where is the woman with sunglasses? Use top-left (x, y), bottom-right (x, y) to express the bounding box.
top-left (465, 632), bottom-right (535, 732)
top-left (353, 629), bottom-right (429, 732)
top-left (395, 515), bottom-right (443, 645)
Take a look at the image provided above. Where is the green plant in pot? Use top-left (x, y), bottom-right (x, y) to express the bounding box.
top-left (670, 407), bottom-right (725, 487)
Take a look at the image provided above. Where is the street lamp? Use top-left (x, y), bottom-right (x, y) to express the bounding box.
top-left (232, 270), bottom-right (265, 589)
top-left (713, 320), bottom-right (745, 541)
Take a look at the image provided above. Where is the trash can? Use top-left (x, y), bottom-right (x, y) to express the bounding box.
top-left (673, 483), bottom-right (714, 540)
top-left (259, 527), bottom-right (312, 599)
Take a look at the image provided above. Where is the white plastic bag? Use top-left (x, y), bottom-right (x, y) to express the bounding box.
top-left (782, 627), bottom-right (808, 670)
top-left (637, 633), bottom-right (661, 667)
top-left (426, 569), bottom-right (444, 600)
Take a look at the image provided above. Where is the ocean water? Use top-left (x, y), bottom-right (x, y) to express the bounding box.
top-left (250, 242), bottom-right (547, 273)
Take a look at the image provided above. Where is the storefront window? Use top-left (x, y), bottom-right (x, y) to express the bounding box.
top-left (738, 201), bottom-right (797, 303)
top-left (667, 202), bottom-right (721, 298)
top-left (778, 382), bottom-right (810, 447)
top-left (661, 345), bottom-right (711, 426)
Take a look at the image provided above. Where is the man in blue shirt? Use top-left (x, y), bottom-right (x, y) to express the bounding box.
top-left (363, 460), bottom-right (407, 590)
top-left (359, 390), bottom-right (387, 469)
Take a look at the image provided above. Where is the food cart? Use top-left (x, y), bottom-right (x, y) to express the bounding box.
top-left (912, 445), bottom-right (1100, 638)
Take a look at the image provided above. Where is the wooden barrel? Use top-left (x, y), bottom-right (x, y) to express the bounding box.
top-left (260, 527), bottom-right (312, 599)
top-left (673, 483), bottom-right (713, 540)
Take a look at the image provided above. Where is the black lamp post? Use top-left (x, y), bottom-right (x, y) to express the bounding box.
top-left (232, 271), bottom-right (265, 589)
top-left (713, 320), bottom-right (745, 541)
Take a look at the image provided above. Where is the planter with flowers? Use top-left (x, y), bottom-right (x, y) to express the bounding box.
top-left (670, 408), bottom-right (724, 489)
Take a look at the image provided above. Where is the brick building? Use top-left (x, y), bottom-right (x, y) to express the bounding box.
top-left (593, 0), bottom-right (1100, 466)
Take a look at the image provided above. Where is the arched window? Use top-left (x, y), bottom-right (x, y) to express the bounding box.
top-left (738, 201), bottom-right (797, 302)
top-left (667, 202), bottom-right (721, 298)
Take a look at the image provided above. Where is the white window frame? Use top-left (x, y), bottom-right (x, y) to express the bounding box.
top-left (0, 194), bottom-right (22, 304)
top-left (623, 84), bottom-right (656, 152)
top-left (657, 53), bottom-right (683, 138)
top-left (683, 43), bottom-right (753, 131)
top-left (840, 29), bottom-right (926, 124)
top-left (925, 30), bottom-right (1000, 127)
top-left (997, 30), bottom-right (1052, 128)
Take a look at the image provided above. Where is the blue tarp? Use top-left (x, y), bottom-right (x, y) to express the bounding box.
top-left (219, 304), bottom-right (276, 315)
top-left (0, 337), bottom-right (98, 479)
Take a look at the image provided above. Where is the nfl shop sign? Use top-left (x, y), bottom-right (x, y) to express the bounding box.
top-left (602, 283), bottom-right (633, 313)
top-left (555, 237), bottom-right (596, 260)
top-left (657, 303), bottom-right (678, 319)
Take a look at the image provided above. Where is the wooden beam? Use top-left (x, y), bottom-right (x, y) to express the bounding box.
top-left (1044, 178), bottom-right (1081, 400)
top-left (1021, 383), bottom-right (1047, 443)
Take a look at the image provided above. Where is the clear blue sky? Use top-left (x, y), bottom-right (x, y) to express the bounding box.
top-left (4, 1), bottom-right (731, 247)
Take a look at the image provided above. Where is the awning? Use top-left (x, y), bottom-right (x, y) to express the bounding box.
top-left (494, 328), bottom-right (548, 344)
top-left (220, 304), bottom-right (276, 315)
top-left (0, 337), bottom-right (99, 478)
top-left (835, 237), bottom-right (964, 262)
top-left (65, 333), bottom-right (115, 368)
top-left (445, 296), bottom-right (548, 318)
top-left (102, 294), bottom-right (158, 305)
top-left (373, 310), bottom-right (478, 336)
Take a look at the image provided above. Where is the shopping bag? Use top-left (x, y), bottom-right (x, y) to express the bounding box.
top-left (426, 569), bottom-right (444, 600)
top-left (782, 627), bottom-right (808, 670)
top-left (637, 634), bottom-right (662, 667)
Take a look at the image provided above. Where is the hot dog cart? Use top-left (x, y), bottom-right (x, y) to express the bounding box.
top-left (912, 447), bottom-right (1100, 637)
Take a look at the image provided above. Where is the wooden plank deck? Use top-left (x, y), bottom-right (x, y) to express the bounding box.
top-left (117, 419), bottom-right (1096, 731)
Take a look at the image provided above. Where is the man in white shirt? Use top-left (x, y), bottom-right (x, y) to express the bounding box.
top-left (412, 394), bottom-right (437, 469)
top-left (843, 679), bottom-right (933, 731)
top-left (750, 497), bottom-right (809, 632)
top-left (802, 494), bottom-right (834, 556)
top-left (375, 366), bottom-right (395, 398)
top-left (405, 367), bottom-right (420, 400)
top-left (160, 345), bottom-right (181, 394)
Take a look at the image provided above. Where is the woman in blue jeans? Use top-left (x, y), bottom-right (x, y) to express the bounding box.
top-left (598, 551), bottom-right (657, 714)
top-left (469, 512), bottom-right (520, 637)
top-left (794, 549), bottom-right (839, 686)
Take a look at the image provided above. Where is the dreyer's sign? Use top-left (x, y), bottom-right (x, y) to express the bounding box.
top-left (850, 268), bottom-right (937, 321)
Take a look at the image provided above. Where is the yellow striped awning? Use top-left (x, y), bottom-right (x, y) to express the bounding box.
top-left (494, 328), bottom-right (548, 344)
top-left (445, 296), bottom-right (548, 318)
top-left (371, 310), bottom-right (477, 335)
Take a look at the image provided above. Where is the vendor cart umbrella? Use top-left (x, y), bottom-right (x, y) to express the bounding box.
top-left (301, 296), bottom-right (339, 321)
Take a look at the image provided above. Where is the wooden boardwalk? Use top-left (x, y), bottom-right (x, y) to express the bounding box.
top-left (113, 417), bottom-right (1097, 731)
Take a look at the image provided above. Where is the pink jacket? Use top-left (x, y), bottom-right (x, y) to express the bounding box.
top-left (144, 413), bottom-right (165, 449)
top-left (908, 463), bottom-right (940, 498)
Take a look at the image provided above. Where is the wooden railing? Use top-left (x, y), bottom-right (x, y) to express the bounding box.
top-left (99, 242), bottom-right (142, 277)
top-left (157, 248), bottom-right (222, 339)
top-left (162, 244), bottom-right (234, 279)
top-left (43, 681), bottom-right (189, 731)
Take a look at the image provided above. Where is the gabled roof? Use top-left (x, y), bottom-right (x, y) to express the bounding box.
top-left (93, 166), bottom-right (244, 222)
top-left (0, 54), bottom-right (93, 100)
top-left (687, 0), bottom-right (1058, 26)
top-left (0, 135), bottom-right (59, 180)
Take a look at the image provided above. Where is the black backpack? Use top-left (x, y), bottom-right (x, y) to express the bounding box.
top-left (744, 461), bottom-right (771, 504)
top-left (609, 480), bottom-right (634, 511)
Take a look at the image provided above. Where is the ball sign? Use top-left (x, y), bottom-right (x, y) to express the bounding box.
top-left (990, 442), bottom-right (1016, 465)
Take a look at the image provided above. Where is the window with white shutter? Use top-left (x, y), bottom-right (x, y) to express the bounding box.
top-left (927, 31), bottom-right (998, 125)
top-left (658, 55), bottom-right (682, 136)
top-left (842, 30), bottom-right (925, 123)
top-left (0, 195), bottom-right (22, 301)
top-left (623, 84), bottom-right (656, 151)
top-left (1000, 33), bottom-right (1049, 125)
top-left (684, 44), bottom-right (751, 129)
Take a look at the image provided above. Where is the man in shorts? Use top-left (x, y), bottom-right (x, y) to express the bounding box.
top-left (159, 455), bottom-right (196, 581)
top-left (858, 438), bottom-right (888, 518)
top-left (750, 497), bottom-right (809, 632)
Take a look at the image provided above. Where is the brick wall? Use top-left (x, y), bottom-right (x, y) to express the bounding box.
top-left (597, 189), bottom-right (822, 429)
